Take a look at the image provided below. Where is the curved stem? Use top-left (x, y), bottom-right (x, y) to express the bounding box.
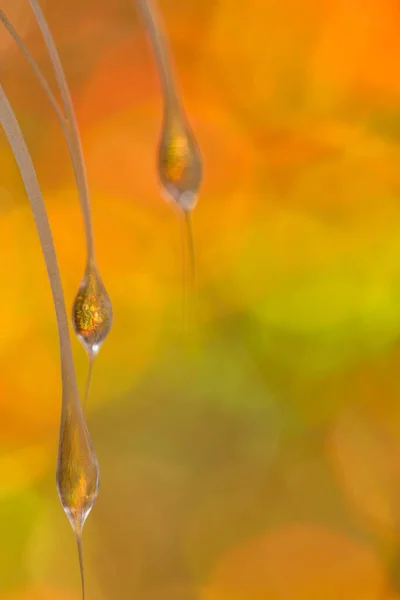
top-left (0, 83), bottom-right (78, 402)
top-left (27, 0), bottom-right (95, 260)
top-left (0, 11), bottom-right (86, 218)
top-left (0, 10), bottom-right (65, 128)
top-left (134, 0), bottom-right (181, 111)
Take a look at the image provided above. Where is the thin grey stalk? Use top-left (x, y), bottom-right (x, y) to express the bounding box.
top-left (0, 83), bottom-right (77, 395)
top-left (0, 10), bottom-right (65, 129)
top-left (134, 0), bottom-right (180, 110)
top-left (0, 82), bottom-right (98, 600)
top-left (27, 0), bottom-right (95, 259)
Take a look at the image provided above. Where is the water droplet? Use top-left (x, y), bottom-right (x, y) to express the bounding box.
top-left (158, 113), bottom-right (203, 211)
top-left (57, 394), bottom-right (99, 600)
top-left (72, 262), bottom-right (112, 358)
top-left (57, 402), bottom-right (99, 527)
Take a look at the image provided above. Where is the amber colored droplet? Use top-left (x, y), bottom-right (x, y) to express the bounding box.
top-left (158, 113), bottom-right (203, 211)
top-left (56, 395), bottom-right (99, 600)
top-left (57, 400), bottom-right (99, 531)
top-left (72, 262), bottom-right (112, 357)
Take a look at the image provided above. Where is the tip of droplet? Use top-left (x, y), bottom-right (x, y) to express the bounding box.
top-left (77, 335), bottom-right (102, 358)
top-left (178, 190), bottom-right (197, 211)
top-left (162, 185), bottom-right (198, 211)
top-left (90, 343), bottom-right (100, 356)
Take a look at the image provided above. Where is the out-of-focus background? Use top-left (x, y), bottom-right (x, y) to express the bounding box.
top-left (2, 0), bottom-right (400, 598)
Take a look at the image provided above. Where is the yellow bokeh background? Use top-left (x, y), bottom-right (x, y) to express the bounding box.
top-left (2, 0), bottom-right (400, 598)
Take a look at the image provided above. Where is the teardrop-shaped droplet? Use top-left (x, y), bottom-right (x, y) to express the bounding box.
top-left (57, 393), bottom-right (99, 599)
top-left (57, 399), bottom-right (99, 530)
top-left (72, 262), bottom-right (112, 357)
top-left (158, 112), bottom-right (203, 211)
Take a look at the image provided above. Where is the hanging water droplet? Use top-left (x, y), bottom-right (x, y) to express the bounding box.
top-left (57, 394), bottom-right (100, 600)
top-left (72, 262), bottom-right (113, 358)
top-left (158, 112), bottom-right (203, 211)
top-left (133, 0), bottom-right (202, 329)
top-left (57, 401), bottom-right (99, 527)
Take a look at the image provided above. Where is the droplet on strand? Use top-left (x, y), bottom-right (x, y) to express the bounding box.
top-left (72, 262), bottom-right (113, 359)
top-left (57, 398), bottom-right (100, 600)
top-left (158, 112), bottom-right (203, 211)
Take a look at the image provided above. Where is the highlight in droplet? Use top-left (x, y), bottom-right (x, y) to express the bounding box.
top-left (72, 261), bottom-right (113, 359)
top-left (57, 398), bottom-right (100, 600)
top-left (158, 113), bottom-right (203, 211)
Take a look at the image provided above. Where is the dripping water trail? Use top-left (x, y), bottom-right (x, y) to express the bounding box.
top-left (181, 209), bottom-right (196, 333)
top-left (180, 207), bottom-right (187, 332)
top-left (83, 354), bottom-right (94, 409)
top-left (75, 524), bottom-right (86, 600)
top-left (185, 210), bottom-right (196, 291)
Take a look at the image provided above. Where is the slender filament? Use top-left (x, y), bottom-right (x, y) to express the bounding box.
top-left (27, 0), bottom-right (95, 259)
top-left (134, 0), bottom-right (202, 208)
top-left (76, 530), bottom-right (85, 600)
top-left (0, 10), bottom-right (65, 128)
top-left (0, 10), bottom-right (92, 239)
top-left (180, 209), bottom-right (196, 332)
top-left (4, 2), bottom-right (113, 406)
top-left (134, 0), bottom-right (202, 330)
top-left (134, 0), bottom-right (179, 110)
top-left (0, 84), bottom-right (98, 600)
top-left (83, 355), bottom-right (94, 409)
top-left (180, 208), bottom-right (187, 330)
top-left (0, 84), bottom-right (74, 388)
top-left (184, 210), bottom-right (195, 290)
top-left (26, 0), bottom-right (114, 379)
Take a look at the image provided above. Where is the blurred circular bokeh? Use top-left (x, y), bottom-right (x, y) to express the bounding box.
top-left (3, 0), bottom-right (400, 598)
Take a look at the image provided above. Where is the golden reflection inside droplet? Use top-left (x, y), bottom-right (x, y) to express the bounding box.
top-left (161, 126), bottom-right (190, 184)
top-left (158, 114), bottom-right (202, 210)
top-left (72, 263), bottom-right (112, 356)
top-left (56, 400), bottom-right (99, 532)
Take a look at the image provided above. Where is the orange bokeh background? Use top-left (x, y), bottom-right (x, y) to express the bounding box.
top-left (2, 0), bottom-right (400, 598)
